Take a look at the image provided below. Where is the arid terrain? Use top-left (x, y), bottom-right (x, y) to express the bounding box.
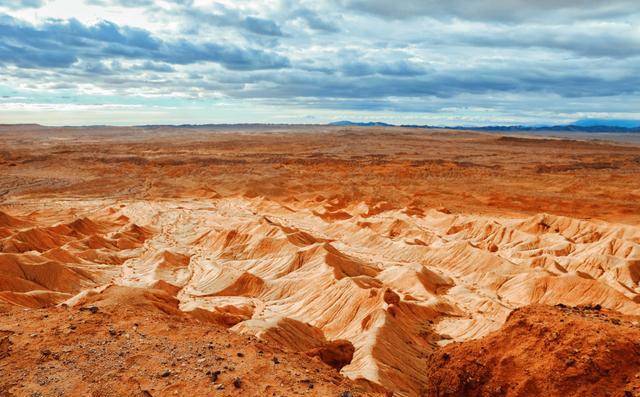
top-left (1, 124), bottom-right (640, 396)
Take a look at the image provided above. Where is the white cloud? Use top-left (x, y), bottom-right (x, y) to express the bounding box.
top-left (0, 0), bottom-right (639, 125)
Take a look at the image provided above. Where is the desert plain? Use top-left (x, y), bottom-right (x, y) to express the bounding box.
top-left (1, 124), bottom-right (640, 396)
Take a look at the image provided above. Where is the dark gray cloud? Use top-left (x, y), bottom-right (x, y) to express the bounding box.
top-left (0, 16), bottom-right (289, 70)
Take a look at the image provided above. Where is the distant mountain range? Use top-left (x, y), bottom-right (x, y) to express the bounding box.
top-left (573, 119), bottom-right (640, 128)
top-left (5, 120), bottom-right (639, 132)
top-left (329, 119), bottom-right (640, 132)
top-left (328, 121), bottom-right (395, 127)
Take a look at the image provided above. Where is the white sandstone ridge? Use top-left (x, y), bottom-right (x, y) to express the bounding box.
top-left (1, 197), bottom-right (640, 396)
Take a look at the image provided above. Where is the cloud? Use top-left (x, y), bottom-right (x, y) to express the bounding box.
top-left (178, 4), bottom-right (284, 37)
top-left (340, 0), bottom-right (640, 22)
top-left (0, 15), bottom-right (289, 70)
top-left (447, 22), bottom-right (640, 58)
top-left (290, 7), bottom-right (340, 32)
top-left (340, 60), bottom-right (426, 77)
top-left (85, 0), bottom-right (179, 6)
top-left (1, 0), bottom-right (639, 125)
top-left (0, 0), bottom-right (45, 9)
top-left (241, 16), bottom-right (283, 36)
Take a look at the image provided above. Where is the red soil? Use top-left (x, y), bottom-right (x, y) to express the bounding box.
top-left (424, 305), bottom-right (640, 397)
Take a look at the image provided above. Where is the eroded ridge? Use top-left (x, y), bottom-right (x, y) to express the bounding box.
top-left (2, 196), bottom-right (639, 396)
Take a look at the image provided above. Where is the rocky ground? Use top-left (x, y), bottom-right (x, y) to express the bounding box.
top-left (424, 305), bottom-right (640, 397)
top-left (1, 125), bottom-right (640, 396)
top-left (0, 285), bottom-right (383, 397)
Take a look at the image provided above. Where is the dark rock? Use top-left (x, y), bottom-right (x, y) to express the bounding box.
top-left (208, 370), bottom-right (221, 382)
top-left (233, 377), bottom-right (242, 388)
top-left (80, 306), bottom-right (99, 314)
top-left (160, 370), bottom-right (171, 378)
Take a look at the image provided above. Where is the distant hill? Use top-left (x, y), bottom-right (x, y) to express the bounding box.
top-left (331, 120), bottom-right (640, 132)
top-left (328, 121), bottom-right (394, 127)
top-left (455, 124), bottom-right (640, 133)
top-left (574, 119), bottom-right (640, 128)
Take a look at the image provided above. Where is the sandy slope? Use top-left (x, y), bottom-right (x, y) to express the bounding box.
top-left (1, 195), bottom-right (639, 395)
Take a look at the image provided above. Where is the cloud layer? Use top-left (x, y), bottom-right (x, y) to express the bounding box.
top-left (0, 0), bottom-right (638, 125)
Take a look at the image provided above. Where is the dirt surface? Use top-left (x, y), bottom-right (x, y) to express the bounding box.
top-left (1, 125), bottom-right (639, 396)
top-left (1, 125), bottom-right (640, 223)
top-left (424, 305), bottom-right (640, 396)
top-left (0, 285), bottom-right (382, 397)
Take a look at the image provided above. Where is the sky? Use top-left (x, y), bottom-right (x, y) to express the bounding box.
top-left (0, 0), bottom-right (639, 126)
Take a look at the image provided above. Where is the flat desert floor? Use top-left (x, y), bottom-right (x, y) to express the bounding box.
top-left (1, 125), bottom-right (640, 397)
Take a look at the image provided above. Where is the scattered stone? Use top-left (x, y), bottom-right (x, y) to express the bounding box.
top-left (80, 306), bottom-right (99, 314)
top-left (233, 377), bottom-right (242, 388)
top-left (565, 358), bottom-right (575, 367)
top-left (236, 352), bottom-right (244, 357)
top-left (161, 370), bottom-right (171, 378)
top-left (208, 370), bottom-right (221, 382)
top-left (272, 356), bottom-right (280, 364)
top-left (341, 391), bottom-right (353, 397)
top-left (301, 379), bottom-right (314, 389)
